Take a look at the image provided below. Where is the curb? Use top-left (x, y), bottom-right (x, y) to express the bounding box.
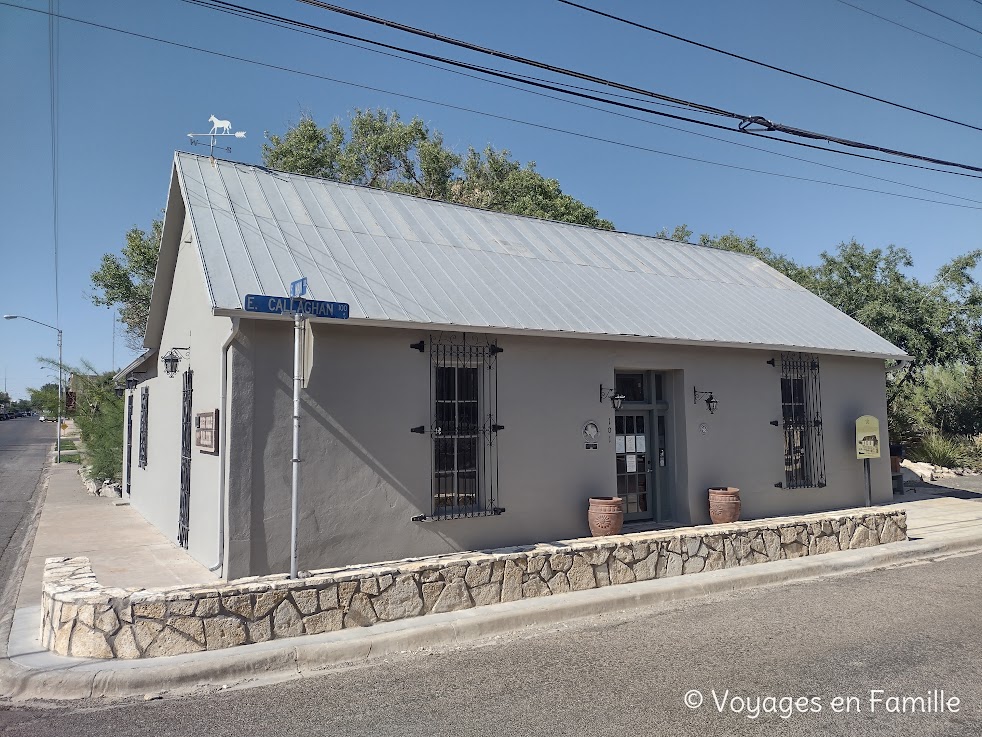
top-left (3, 530), bottom-right (982, 702)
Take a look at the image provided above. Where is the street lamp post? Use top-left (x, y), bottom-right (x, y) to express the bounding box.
top-left (4, 315), bottom-right (63, 462)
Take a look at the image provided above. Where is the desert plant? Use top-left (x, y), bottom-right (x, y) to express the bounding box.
top-left (908, 433), bottom-right (974, 469)
top-left (36, 357), bottom-right (123, 482)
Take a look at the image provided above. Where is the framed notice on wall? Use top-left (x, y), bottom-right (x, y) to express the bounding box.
top-left (195, 409), bottom-right (219, 454)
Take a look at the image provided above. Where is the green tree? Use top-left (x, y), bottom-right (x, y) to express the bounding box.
top-left (27, 383), bottom-right (59, 415)
top-left (90, 218), bottom-right (162, 351)
top-left (0, 391), bottom-right (9, 407)
top-left (665, 226), bottom-right (982, 386)
top-left (810, 241), bottom-right (982, 388)
top-left (36, 359), bottom-right (124, 480)
top-left (262, 109), bottom-right (613, 229)
top-left (696, 229), bottom-right (816, 287)
top-left (453, 146), bottom-right (613, 228)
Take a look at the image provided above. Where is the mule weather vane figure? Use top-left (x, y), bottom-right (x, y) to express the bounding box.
top-left (188, 115), bottom-right (246, 160)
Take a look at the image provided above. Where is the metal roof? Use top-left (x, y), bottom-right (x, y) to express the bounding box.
top-left (166, 152), bottom-right (906, 359)
top-left (113, 349), bottom-right (157, 383)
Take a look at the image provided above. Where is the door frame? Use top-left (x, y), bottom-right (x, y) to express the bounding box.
top-left (613, 370), bottom-right (674, 523)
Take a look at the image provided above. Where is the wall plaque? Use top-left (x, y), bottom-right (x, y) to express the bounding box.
top-left (196, 409), bottom-right (219, 454)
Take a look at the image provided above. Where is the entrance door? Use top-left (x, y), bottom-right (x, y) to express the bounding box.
top-left (615, 412), bottom-right (652, 522)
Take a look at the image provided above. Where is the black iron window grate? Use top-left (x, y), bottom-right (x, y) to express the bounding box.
top-left (780, 352), bottom-right (826, 489)
top-left (178, 369), bottom-right (193, 549)
top-left (428, 335), bottom-right (501, 519)
top-left (138, 387), bottom-right (149, 469)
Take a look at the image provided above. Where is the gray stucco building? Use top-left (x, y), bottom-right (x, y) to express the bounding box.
top-left (119, 152), bottom-right (908, 580)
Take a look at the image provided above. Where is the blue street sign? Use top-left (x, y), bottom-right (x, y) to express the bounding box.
top-left (289, 277), bottom-right (308, 298)
top-left (243, 294), bottom-right (350, 320)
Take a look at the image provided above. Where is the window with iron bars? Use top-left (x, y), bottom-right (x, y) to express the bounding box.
top-left (780, 352), bottom-right (826, 489)
top-left (138, 387), bottom-right (149, 469)
top-left (427, 337), bottom-right (502, 519)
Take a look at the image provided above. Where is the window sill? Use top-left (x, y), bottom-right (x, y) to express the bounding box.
top-left (412, 508), bottom-right (506, 522)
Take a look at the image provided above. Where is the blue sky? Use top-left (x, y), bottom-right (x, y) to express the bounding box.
top-left (1, 0), bottom-right (980, 401)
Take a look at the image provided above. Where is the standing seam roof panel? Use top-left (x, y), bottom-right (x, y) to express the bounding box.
top-left (184, 158), bottom-right (239, 309)
top-left (222, 166), bottom-right (287, 297)
top-left (173, 154), bottom-right (906, 359)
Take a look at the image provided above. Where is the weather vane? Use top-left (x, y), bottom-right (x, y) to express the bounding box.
top-left (187, 115), bottom-right (246, 160)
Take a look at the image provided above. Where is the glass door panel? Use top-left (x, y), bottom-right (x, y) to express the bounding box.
top-left (615, 412), bottom-right (652, 522)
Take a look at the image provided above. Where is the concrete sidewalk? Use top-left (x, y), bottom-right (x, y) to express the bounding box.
top-left (3, 466), bottom-right (982, 702)
top-left (17, 463), bottom-right (216, 610)
top-left (891, 479), bottom-right (982, 541)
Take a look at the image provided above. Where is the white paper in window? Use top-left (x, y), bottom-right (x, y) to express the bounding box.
top-left (626, 435), bottom-right (636, 452)
top-left (635, 435), bottom-right (646, 453)
top-left (626, 454), bottom-right (637, 473)
top-left (615, 435), bottom-right (625, 453)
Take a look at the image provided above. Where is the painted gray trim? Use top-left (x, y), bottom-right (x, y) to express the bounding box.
top-left (210, 308), bottom-right (912, 362)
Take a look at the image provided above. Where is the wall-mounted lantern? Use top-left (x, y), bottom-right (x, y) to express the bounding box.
top-left (113, 384), bottom-right (125, 398)
top-left (162, 348), bottom-right (190, 378)
top-left (600, 385), bottom-right (626, 410)
top-left (693, 387), bottom-right (719, 414)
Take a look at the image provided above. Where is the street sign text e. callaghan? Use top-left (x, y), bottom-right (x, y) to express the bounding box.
top-left (243, 294), bottom-right (350, 320)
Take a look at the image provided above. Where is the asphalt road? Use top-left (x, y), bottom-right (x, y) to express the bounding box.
top-left (2, 549), bottom-right (980, 736)
top-left (0, 418), bottom-right (50, 597)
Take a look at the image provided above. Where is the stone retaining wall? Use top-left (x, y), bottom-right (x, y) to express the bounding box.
top-left (42, 508), bottom-right (907, 659)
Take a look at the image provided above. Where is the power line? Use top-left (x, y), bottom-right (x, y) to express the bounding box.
top-left (833, 0), bottom-right (982, 62)
top-left (190, 0), bottom-right (982, 178)
top-left (188, 1), bottom-right (740, 121)
top-left (178, 1), bottom-right (982, 201)
top-left (555, 0), bottom-right (982, 133)
top-left (903, 0), bottom-right (982, 36)
top-left (49, 0), bottom-right (60, 333)
top-left (4, 1), bottom-right (981, 210)
top-left (294, 0), bottom-right (982, 174)
top-left (182, 0), bottom-right (982, 186)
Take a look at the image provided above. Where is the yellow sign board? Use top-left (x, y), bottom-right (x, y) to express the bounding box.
top-left (856, 415), bottom-right (881, 459)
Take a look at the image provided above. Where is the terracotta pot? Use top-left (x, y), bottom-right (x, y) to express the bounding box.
top-left (588, 496), bottom-right (624, 536)
top-left (708, 487), bottom-right (741, 524)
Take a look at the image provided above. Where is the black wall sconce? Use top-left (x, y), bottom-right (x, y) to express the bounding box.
top-left (162, 348), bottom-right (190, 378)
top-left (115, 371), bottom-right (147, 396)
top-left (600, 385), bottom-right (626, 410)
top-left (693, 387), bottom-right (719, 414)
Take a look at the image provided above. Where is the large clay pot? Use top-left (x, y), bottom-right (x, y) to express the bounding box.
top-left (588, 496), bottom-right (624, 536)
top-left (708, 487), bottom-right (741, 524)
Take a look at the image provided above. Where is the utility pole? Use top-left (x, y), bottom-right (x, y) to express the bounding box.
top-left (3, 315), bottom-right (63, 461)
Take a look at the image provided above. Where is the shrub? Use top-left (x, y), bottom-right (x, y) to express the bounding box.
top-left (908, 433), bottom-right (974, 469)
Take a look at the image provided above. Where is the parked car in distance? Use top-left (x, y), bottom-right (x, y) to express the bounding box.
top-left (39, 415), bottom-right (56, 422)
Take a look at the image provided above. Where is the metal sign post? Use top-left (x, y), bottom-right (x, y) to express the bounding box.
top-left (243, 287), bottom-right (349, 579)
top-left (288, 277), bottom-right (306, 580)
top-left (290, 306), bottom-right (304, 579)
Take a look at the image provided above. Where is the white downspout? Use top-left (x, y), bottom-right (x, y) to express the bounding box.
top-left (208, 317), bottom-right (240, 574)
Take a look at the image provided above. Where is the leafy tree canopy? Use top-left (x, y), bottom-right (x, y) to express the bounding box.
top-left (262, 109), bottom-right (613, 229)
top-left (26, 383), bottom-right (59, 415)
top-left (90, 218), bottom-right (162, 351)
top-left (662, 226), bottom-right (982, 384)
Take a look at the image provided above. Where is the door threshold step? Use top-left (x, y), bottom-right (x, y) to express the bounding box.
top-left (621, 520), bottom-right (678, 534)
